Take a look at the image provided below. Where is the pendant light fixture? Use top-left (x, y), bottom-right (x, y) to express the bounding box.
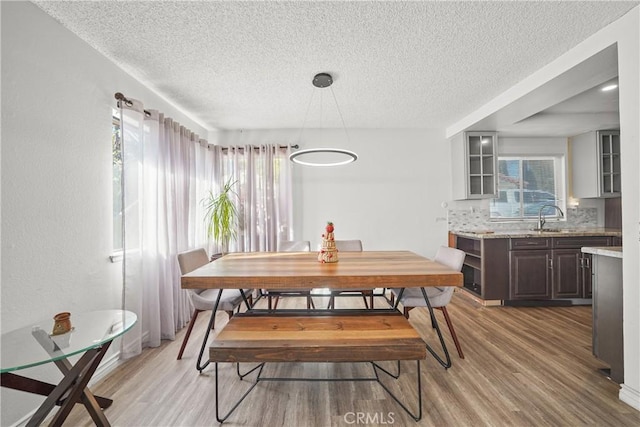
top-left (289, 73), bottom-right (358, 167)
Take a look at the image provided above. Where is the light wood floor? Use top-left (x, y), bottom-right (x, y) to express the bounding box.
top-left (63, 291), bottom-right (640, 426)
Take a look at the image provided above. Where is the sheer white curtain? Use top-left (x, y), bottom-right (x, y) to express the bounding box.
top-left (216, 145), bottom-right (294, 253)
top-left (119, 99), bottom-right (209, 358)
top-left (118, 98), bottom-right (293, 358)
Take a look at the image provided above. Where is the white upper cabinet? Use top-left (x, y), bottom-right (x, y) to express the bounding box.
top-left (452, 131), bottom-right (498, 200)
top-left (571, 130), bottom-right (621, 198)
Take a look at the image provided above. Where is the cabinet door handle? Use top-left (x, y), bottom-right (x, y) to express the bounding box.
top-left (580, 257), bottom-right (584, 268)
top-left (548, 258), bottom-right (553, 270)
top-left (585, 257), bottom-right (590, 268)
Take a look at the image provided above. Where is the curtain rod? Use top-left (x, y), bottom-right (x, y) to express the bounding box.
top-left (114, 92), bottom-right (152, 117)
top-left (221, 144), bottom-right (298, 152)
top-left (115, 92), bottom-right (299, 152)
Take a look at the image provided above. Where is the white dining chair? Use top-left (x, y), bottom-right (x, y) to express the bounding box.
top-left (390, 245), bottom-right (466, 358)
top-left (266, 240), bottom-right (315, 309)
top-left (176, 248), bottom-right (250, 360)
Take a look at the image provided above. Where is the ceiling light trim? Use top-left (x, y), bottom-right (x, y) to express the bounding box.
top-left (289, 148), bottom-right (358, 167)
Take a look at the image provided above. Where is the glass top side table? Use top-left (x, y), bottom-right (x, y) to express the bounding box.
top-left (1, 309), bottom-right (137, 427)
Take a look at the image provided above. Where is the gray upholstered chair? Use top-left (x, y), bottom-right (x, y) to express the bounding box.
top-left (266, 240), bottom-right (315, 309)
top-left (390, 245), bottom-right (466, 358)
top-left (176, 248), bottom-right (249, 360)
top-left (327, 239), bottom-right (374, 309)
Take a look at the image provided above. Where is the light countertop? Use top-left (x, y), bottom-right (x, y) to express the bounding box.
top-left (453, 228), bottom-right (622, 239)
top-left (581, 246), bottom-right (623, 258)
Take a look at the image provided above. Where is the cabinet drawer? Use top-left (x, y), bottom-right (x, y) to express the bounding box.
top-left (510, 238), bottom-right (551, 250)
top-left (552, 236), bottom-right (611, 248)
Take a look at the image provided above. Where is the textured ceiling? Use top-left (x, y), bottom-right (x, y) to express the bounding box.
top-left (34, 1), bottom-right (638, 132)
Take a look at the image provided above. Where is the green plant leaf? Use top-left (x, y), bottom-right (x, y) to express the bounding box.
top-left (202, 178), bottom-right (239, 253)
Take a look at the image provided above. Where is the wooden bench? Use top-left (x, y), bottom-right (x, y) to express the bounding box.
top-left (210, 311), bottom-right (426, 422)
top-left (211, 312), bottom-right (426, 363)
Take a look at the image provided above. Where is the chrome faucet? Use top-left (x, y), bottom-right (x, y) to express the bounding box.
top-left (537, 204), bottom-right (564, 230)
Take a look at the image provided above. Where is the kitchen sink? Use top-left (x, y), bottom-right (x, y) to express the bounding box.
top-left (530, 228), bottom-right (571, 233)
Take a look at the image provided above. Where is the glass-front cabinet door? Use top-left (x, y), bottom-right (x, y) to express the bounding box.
top-left (599, 130), bottom-right (621, 196)
top-left (466, 131), bottom-right (497, 198)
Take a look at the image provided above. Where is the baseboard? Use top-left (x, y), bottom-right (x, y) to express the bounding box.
top-left (456, 288), bottom-right (502, 306)
top-left (620, 384), bottom-right (640, 411)
top-left (91, 351), bottom-right (122, 383)
top-left (503, 298), bottom-right (592, 307)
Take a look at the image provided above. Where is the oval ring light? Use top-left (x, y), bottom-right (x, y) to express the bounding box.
top-left (289, 148), bottom-right (358, 167)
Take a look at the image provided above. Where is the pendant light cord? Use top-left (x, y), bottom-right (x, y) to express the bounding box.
top-left (297, 87), bottom-right (317, 142)
top-left (329, 85), bottom-right (351, 144)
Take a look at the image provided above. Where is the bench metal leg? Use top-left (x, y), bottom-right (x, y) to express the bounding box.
top-left (236, 362), bottom-right (264, 380)
top-left (372, 360), bottom-right (422, 421)
top-left (215, 362), bottom-right (264, 423)
top-left (214, 360), bottom-right (422, 423)
top-left (371, 360), bottom-right (401, 379)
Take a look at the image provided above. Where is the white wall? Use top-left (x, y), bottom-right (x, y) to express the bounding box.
top-left (0, 3), bottom-right (208, 425)
top-left (218, 128), bottom-right (452, 257)
top-left (616, 7), bottom-right (640, 411)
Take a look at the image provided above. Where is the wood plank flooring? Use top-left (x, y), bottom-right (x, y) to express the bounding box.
top-left (63, 291), bottom-right (640, 426)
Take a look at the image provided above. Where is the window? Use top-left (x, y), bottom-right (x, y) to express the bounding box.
top-left (112, 109), bottom-right (122, 251)
top-left (490, 156), bottom-right (565, 220)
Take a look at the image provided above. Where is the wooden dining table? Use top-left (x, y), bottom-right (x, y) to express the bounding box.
top-left (181, 250), bottom-right (463, 422)
top-left (181, 250), bottom-right (463, 290)
top-left (181, 250), bottom-right (463, 366)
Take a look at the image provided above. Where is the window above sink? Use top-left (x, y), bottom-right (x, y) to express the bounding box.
top-left (490, 155), bottom-right (566, 221)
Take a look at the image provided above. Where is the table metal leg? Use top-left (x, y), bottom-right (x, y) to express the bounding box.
top-left (197, 289), bottom-right (223, 372)
top-left (419, 287), bottom-right (452, 369)
top-left (386, 287), bottom-right (452, 368)
top-left (239, 289), bottom-right (253, 311)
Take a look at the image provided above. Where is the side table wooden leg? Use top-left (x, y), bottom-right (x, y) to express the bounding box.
top-left (0, 373), bottom-right (112, 409)
top-left (50, 342), bottom-right (112, 426)
top-left (26, 348), bottom-right (103, 427)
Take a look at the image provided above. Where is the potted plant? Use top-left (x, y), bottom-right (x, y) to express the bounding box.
top-left (202, 178), bottom-right (239, 256)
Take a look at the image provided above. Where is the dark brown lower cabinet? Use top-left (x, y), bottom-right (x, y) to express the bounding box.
top-left (509, 250), bottom-right (552, 299)
top-left (509, 236), bottom-right (610, 301)
top-left (553, 250), bottom-right (594, 298)
top-left (455, 234), bottom-right (615, 303)
top-left (552, 249), bottom-right (583, 298)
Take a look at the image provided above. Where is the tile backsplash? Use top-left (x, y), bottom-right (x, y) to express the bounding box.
top-left (448, 207), bottom-right (598, 232)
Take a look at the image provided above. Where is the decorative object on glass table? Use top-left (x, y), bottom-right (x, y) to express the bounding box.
top-left (52, 312), bottom-right (72, 336)
top-left (318, 221), bottom-right (339, 263)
